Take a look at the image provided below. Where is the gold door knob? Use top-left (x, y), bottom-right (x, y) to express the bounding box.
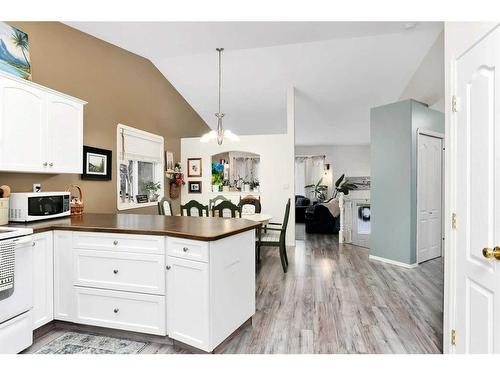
top-left (482, 247), bottom-right (500, 260)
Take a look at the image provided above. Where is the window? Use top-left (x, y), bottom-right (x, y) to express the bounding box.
top-left (116, 124), bottom-right (164, 210)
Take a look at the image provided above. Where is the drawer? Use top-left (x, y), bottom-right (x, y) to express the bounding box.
top-left (0, 311), bottom-right (33, 354)
top-left (74, 287), bottom-right (166, 336)
top-left (74, 249), bottom-right (165, 295)
top-left (167, 237), bottom-right (209, 262)
top-left (73, 231), bottom-right (164, 254)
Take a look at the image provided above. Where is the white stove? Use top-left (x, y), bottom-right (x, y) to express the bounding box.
top-left (0, 226), bottom-right (34, 354)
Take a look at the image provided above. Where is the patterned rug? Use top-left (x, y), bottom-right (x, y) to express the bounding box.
top-left (35, 332), bottom-right (147, 354)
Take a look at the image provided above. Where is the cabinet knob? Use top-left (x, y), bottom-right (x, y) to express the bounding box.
top-left (166, 265), bottom-right (171, 270)
top-left (113, 269), bottom-right (119, 274)
top-left (114, 308), bottom-right (119, 313)
top-left (49, 162), bottom-right (54, 167)
top-left (43, 162), bottom-right (48, 166)
top-left (32, 242), bottom-right (36, 247)
top-left (183, 247), bottom-right (189, 252)
top-left (113, 240), bottom-right (118, 245)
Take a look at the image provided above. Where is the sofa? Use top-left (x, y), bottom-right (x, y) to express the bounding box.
top-left (295, 195), bottom-right (311, 223)
top-left (305, 202), bottom-right (340, 234)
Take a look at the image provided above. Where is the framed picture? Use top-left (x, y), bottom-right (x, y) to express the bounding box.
top-left (165, 151), bottom-right (174, 171)
top-left (187, 158), bottom-right (202, 177)
top-left (188, 181), bottom-right (202, 194)
top-left (82, 146), bottom-right (112, 180)
top-left (0, 22), bottom-right (31, 80)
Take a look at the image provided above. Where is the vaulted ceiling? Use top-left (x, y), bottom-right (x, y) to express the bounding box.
top-left (66, 22), bottom-right (443, 145)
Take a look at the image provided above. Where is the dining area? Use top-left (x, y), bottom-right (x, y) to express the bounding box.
top-left (158, 194), bottom-right (291, 272)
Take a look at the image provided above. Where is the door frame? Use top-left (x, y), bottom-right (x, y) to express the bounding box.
top-left (416, 129), bottom-right (445, 265)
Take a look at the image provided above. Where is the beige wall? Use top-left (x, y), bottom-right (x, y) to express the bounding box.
top-left (0, 22), bottom-right (208, 214)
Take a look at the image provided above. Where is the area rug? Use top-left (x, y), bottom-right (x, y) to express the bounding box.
top-left (35, 332), bottom-right (147, 354)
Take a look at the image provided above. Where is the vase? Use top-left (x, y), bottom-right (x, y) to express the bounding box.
top-left (170, 182), bottom-right (180, 199)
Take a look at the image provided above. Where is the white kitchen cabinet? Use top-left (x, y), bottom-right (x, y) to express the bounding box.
top-left (0, 71), bottom-right (86, 174)
top-left (46, 94), bottom-right (84, 173)
top-left (32, 232), bottom-right (54, 329)
top-left (53, 231), bottom-right (74, 321)
top-left (166, 255), bottom-right (210, 350)
top-left (0, 74), bottom-right (47, 172)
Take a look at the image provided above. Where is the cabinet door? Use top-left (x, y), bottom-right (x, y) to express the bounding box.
top-left (32, 232), bottom-right (54, 329)
top-left (166, 256), bottom-right (210, 351)
top-left (0, 76), bottom-right (47, 172)
top-left (46, 94), bottom-right (83, 173)
top-left (53, 231), bottom-right (74, 321)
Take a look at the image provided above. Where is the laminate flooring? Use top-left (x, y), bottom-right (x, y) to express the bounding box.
top-left (26, 232), bottom-right (444, 354)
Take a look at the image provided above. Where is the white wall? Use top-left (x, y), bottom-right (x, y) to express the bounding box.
top-left (181, 133), bottom-right (295, 245)
top-left (295, 144), bottom-right (370, 196)
top-left (400, 31), bottom-right (444, 111)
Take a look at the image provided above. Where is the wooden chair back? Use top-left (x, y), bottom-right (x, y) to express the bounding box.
top-left (158, 197), bottom-right (173, 216)
top-left (238, 195), bottom-right (262, 214)
top-left (209, 195), bottom-right (229, 210)
top-left (181, 200), bottom-right (209, 217)
top-left (212, 200), bottom-right (242, 218)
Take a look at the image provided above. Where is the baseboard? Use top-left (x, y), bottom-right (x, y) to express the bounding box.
top-left (369, 255), bottom-right (418, 269)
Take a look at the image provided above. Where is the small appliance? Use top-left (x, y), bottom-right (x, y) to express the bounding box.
top-left (9, 192), bottom-right (71, 222)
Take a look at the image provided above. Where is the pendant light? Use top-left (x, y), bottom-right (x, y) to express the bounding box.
top-left (200, 48), bottom-right (239, 145)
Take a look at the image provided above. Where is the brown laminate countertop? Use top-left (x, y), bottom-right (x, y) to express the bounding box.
top-left (8, 213), bottom-right (260, 241)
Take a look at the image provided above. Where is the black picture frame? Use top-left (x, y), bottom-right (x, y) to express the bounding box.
top-left (188, 181), bottom-right (202, 194)
top-left (81, 146), bottom-right (112, 181)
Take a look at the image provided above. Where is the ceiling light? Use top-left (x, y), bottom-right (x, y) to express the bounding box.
top-left (200, 48), bottom-right (239, 145)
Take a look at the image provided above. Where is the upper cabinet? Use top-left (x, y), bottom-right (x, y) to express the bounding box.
top-left (0, 72), bottom-right (86, 174)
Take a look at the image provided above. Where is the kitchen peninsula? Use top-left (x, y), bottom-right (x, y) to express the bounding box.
top-left (11, 213), bottom-right (260, 353)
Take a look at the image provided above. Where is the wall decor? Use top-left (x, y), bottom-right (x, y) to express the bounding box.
top-left (82, 146), bottom-right (112, 180)
top-left (187, 158), bottom-right (202, 177)
top-left (165, 151), bottom-right (174, 171)
top-left (0, 22), bottom-right (31, 80)
top-left (188, 181), bottom-right (202, 194)
top-left (345, 176), bottom-right (371, 190)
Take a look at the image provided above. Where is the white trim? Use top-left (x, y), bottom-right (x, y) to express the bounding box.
top-left (417, 128), bottom-right (445, 139)
top-left (368, 255), bottom-right (418, 269)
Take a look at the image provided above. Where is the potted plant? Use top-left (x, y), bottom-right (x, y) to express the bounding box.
top-left (332, 174), bottom-right (358, 197)
top-left (144, 181), bottom-right (161, 202)
top-left (305, 177), bottom-right (329, 202)
top-left (167, 162), bottom-right (185, 199)
top-left (250, 179), bottom-right (260, 193)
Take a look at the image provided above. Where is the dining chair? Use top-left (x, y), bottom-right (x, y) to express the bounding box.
top-left (158, 197), bottom-right (173, 216)
top-left (238, 195), bottom-right (261, 214)
top-left (209, 195), bottom-right (229, 211)
top-left (180, 200), bottom-right (209, 217)
top-left (256, 198), bottom-right (291, 272)
top-left (212, 200), bottom-right (242, 218)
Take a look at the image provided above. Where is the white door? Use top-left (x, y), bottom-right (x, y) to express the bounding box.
top-left (32, 232), bottom-right (54, 329)
top-left (417, 133), bottom-right (443, 263)
top-left (455, 27), bottom-right (500, 353)
top-left (46, 94), bottom-right (83, 173)
top-left (166, 256), bottom-right (210, 351)
top-left (0, 76), bottom-right (47, 172)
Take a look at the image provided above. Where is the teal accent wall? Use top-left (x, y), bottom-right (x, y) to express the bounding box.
top-left (370, 99), bottom-right (444, 265)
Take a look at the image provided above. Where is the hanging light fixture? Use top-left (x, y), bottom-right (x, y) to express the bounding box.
top-left (200, 48), bottom-right (239, 145)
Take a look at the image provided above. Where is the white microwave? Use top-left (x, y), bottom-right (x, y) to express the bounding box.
top-left (9, 192), bottom-right (71, 222)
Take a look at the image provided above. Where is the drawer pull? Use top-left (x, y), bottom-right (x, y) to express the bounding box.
top-left (166, 265), bottom-right (171, 270)
top-left (183, 247), bottom-right (189, 252)
top-left (113, 240), bottom-right (119, 245)
top-left (114, 308), bottom-right (119, 313)
top-left (113, 269), bottom-right (119, 274)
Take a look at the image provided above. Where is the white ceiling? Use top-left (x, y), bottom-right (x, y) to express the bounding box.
top-left (66, 22), bottom-right (443, 145)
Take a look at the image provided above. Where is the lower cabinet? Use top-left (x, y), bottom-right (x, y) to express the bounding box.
top-left (53, 231), bottom-right (75, 321)
top-left (166, 256), bottom-right (210, 350)
top-left (32, 232), bottom-right (54, 329)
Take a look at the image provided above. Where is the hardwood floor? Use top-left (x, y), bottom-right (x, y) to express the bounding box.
top-left (26, 231), bottom-right (444, 354)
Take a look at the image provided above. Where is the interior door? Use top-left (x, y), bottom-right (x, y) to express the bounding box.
top-left (417, 133), bottom-right (443, 263)
top-left (455, 26), bottom-right (500, 353)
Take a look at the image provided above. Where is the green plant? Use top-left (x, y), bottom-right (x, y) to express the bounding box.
top-left (10, 29), bottom-right (30, 70)
top-left (305, 177), bottom-right (329, 202)
top-left (333, 174), bottom-right (358, 197)
top-left (143, 181), bottom-right (161, 193)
